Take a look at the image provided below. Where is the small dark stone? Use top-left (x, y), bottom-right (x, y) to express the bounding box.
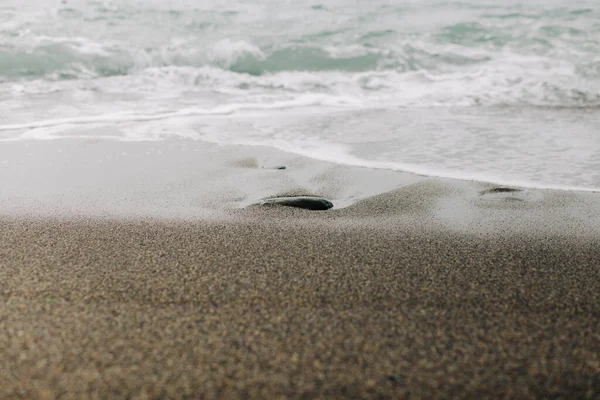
top-left (387, 374), bottom-right (404, 384)
top-left (273, 165), bottom-right (287, 170)
top-left (482, 187), bottom-right (522, 194)
top-left (262, 196), bottom-right (334, 210)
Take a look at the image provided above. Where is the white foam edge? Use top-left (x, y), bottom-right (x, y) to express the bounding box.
top-left (0, 95), bottom-right (361, 133)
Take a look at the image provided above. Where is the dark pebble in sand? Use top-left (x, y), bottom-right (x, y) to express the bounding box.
top-left (481, 187), bottom-right (522, 195)
top-left (262, 196), bottom-right (334, 210)
top-left (387, 375), bottom-right (405, 384)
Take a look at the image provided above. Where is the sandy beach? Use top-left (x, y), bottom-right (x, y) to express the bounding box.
top-left (1, 140), bottom-right (600, 399)
top-left (3, 0), bottom-right (600, 396)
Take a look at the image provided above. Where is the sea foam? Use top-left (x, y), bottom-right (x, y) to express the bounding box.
top-left (1, 0), bottom-right (599, 191)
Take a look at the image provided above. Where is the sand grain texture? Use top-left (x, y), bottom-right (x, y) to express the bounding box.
top-left (1, 206), bottom-right (600, 399)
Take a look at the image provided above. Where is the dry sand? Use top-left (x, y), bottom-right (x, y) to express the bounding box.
top-left (2, 188), bottom-right (600, 399)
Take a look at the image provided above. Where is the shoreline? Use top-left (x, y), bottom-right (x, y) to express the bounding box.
top-left (1, 138), bottom-right (600, 222)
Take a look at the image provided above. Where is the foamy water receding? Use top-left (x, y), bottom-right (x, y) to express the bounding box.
top-left (1, 0), bottom-right (599, 190)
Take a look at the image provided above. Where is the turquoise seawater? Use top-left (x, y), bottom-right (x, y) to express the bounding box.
top-left (1, 0), bottom-right (599, 189)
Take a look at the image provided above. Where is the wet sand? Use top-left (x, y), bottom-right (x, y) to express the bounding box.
top-left (1, 140), bottom-right (600, 398)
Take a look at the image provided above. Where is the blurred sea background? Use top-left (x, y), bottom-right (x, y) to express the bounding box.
top-left (1, 0), bottom-right (599, 190)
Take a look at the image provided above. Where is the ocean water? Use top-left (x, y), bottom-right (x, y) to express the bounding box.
top-left (1, 0), bottom-right (599, 190)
